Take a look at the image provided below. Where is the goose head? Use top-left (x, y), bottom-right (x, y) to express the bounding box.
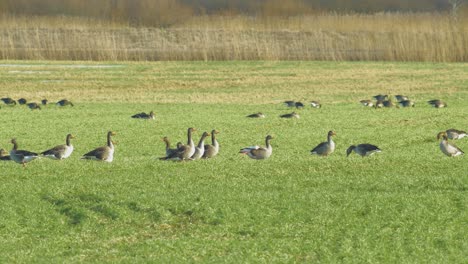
top-left (437, 132), bottom-right (448, 141)
top-left (328, 131), bottom-right (337, 137)
top-left (346, 145), bottom-right (356, 157)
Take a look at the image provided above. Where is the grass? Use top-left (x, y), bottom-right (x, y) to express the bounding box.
top-left (1, 13), bottom-right (467, 61)
top-left (0, 61), bottom-right (467, 262)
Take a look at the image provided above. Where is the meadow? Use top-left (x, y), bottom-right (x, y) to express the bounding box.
top-left (0, 60), bottom-right (467, 262)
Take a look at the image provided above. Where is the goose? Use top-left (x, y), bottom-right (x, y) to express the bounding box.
top-left (203, 130), bottom-right (220, 159)
top-left (295, 102), bottom-right (304, 109)
top-left (161, 137), bottom-right (182, 158)
top-left (310, 101), bottom-right (321, 108)
top-left (360, 100), bottom-right (374, 107)
top-left (18, 98), bottom-right (27, 105)
top-left (284, 101), bottom-right (295, 107)
top-left (247, 112), bottom-right (265, 118)
top-left (41, 99), bottom-right (48, 105)
top-left (399, 100), bottom-right (415, 107)
top-left (9, 138), bottom-right (39, 166)
top-left (374, 100), bottom-right (384, 108)
top-left (239, 135), bottom-right (273, 160)
top-left (310, 131), bottom-right (336, 156)
top-left (280, 112), bottom-right (300, 119)
top-left (1, 97), bottom-right (16, 105)
top-left (41, 134), bottom-right (75, 160)
top-left (56, 99), bottom-right (74, 107)
top-left (27, 102), bottom-right (41, 110)
top-left (131, 111), bottom-right (155, 119)
top-left (445, 129), bottom-right (467, 140)
top-left (395, 95), bottom-right (409, 102)
top-left (437, 132), bottom-right (463, 157)
top-left (346, 144), bottom-right (381, 157)
top-left (191, 132), bottom-right (211, 160)
top-left (383, 100), bottom-right (398, 108)
top-left (81, 131), bottom-right (116, 162)
top-left (373, 94), bottom-right (388, 101)
top-left (160, 128), bottom-right (197, 161)
top-left (0, 148), bottom-right (11, 161)
top-left (428, 99), bottom-right (447, 108)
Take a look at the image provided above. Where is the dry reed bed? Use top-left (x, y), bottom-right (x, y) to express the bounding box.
top-left (0, 14), bottom-right (467, 62)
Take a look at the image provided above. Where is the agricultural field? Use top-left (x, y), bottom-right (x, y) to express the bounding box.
top-left (0, 61), bottom-right (467, 262)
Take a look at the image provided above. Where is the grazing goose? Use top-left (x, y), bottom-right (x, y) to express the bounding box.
top-left (445, 129), bottom-right (467, 140)
top-left (360, 100), bottom-right (374, 107)
top-left (56, 99), bottom-right (74, 107)
top-left (247, 112), bottom-right (265, 118)
top-left (437, 132), bottom-right (463, 157)
top-left (1, 97), bottom-right (16, 105)
top-left (399, 100), bottom-right (415, 107)
top-left (203, 129), bottom-right (220, 159)
top-left (295, 102), bottom-right (304, 109)
top-left (81, 131), bottom-right (116, 162)
top-left (346, 144), bottom-right (381, 157)
top-left (160, 128), bottom-right (197, 161)
top-left (280, 112), bottom-right (300, 119)
top-left (310, 101), bottom-right (321, 108)
top-left (395, 95), bottom-right (409, 102)
top-left (239, 135), bottom-right (273, 160)
top-left (383, 100), bottom-right (398, 108)
top-left (27, 102), bottom-right (41, 110)
top-left (41, 134), bottom-right (75, 160)
top-left (284, 100), bottom-right (295, 107)
top-left (428, 99), bottom-right (447, 108)
top-left (0, 148), bottom-right (11, 161)
top-left (131, 111), bottom-right (155, 119)
top-left (373, 94), bottom-right (388, 101)
top-left (310, 131), bottom-right (336, 156)
top-left (41, 99), bottom-right (48, 105)
top-left (9, 138), bottom-right (39, 166)
top-left (18, 98), bottom-right (27, 105)
top-left (191, 132), bottom-right (211, 160)
top-left (374, 100), bottom-right (384, 108)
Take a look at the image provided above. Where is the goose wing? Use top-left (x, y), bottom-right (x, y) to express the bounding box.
top-left (310, 142), bottom-right (328, 154)
top-left (41, 144), bottom-right (67, 158)
top-left (82, 146), bottom-right (110, 160)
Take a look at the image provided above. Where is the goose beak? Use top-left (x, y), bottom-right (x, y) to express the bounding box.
top-left (111, 132), bottom-right (117, 136)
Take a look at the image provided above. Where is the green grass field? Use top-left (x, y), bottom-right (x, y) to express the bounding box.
top-left (0, 61), bottom-right (467, 262)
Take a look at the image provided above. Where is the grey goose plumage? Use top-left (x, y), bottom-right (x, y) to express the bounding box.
top-left (247, 112), bottom-right (265, 118)
top-left (239, 135), bottom-right (273, 160)
top-left (373, 94), bottom-right (388, 101)
top-left (437, 132), bottom-right (463, 157)
top-left (1, 97), bottom-right (16, 105)
top-left (395, 95), bottom-right (409, 102)
top-left (280, 112), bottom-right (299, 119)
top-left (81, 131), bottom-right (116, 162)
top-left (161, 137), bottom-right (182, 158)
top-left (399, 100), bottom-right (415, 107)
top-left (311, 131), bottom-right (336, 156)
top-left (428, 99), bottom-right (446, 108)
top-left (132, 111), bottom-right (155, 119)
top-left (41, 134), bottom-right (75, 160)
top-left (346, 144), bottom-right (381, 157)
top-left (18, 98), bottom-right (27, 105)
top-left (10, 138), bottom-right (39, 166)
top-left (27, 102), bottom-right (41, 110)
top-left (160, 128), bottom-right (197, 161)
top-left (284, 100), bottom-right (295, 107)
top-left (445, 129), bottom-right (467, 140)
top-left (203, 129), bottom-right (220, 159)
top-left (191, 131), bottom-right (211, 160)
top-left (56, 99), bottom-right (74, 107)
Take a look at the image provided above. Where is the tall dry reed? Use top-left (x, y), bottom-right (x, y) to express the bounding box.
top-left (0, 13), bottom-right (466, 62)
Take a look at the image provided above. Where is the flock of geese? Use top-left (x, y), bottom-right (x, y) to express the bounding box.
top-left (0, 94), bottom-right (465, 167)
top-left (1, 97), bottom-right (74, 110)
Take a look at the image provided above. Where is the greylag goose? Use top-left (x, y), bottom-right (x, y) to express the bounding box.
top-left (428, 99), bottom-right (447, 108)
top-left (437, 132), bottom-right (463, 157)
top-left (56, 99), bottom-right (74, 107)
top-left (374, 100), bottom-right (384, 108)
top-left (399, 100), bottom-right (415, 107)
top-left (81, 131), bottom-right (116, 162)
top-left (373, 94), bottom-right (388, 101)
top-left (161, 137), bottom-right (180, 158)
top-left (239, 135), bottom-right (273, 160)
top-left (9, 138), bottom-right (39, 166)
top-left (280, 112), bottom-right (300, 119)
top-left (191, 132), bottom-right (211, 160)
top-left (446, 129), bottom-right (467, 140)
top-left (310, 101), bottom-right (321, 108)
top-left (18, 98), bottom-right (27, 105)
top-left (203, 130), bottom-right (220, 159)
top-left (1, 97), bottom-right (16, 105)
top-left (346, 144), bottom-right (381, 157)
top-left (160, 128), bottom-right (197, 161)
top-left (247, 112), bottom-right (265, 118)
top-left (27, 102), bottom-right (41, 110)
top-left (395, 95), bottom-right (409, 101)
top-left (360, 100), bottom-right (374, 107)
top-left (41, 134), bottom-right (75, 160)
top-left (0, 148), bottom-right (11, 161)
top-left (41, 99), bottom-right (48, 105)
top-left (284, 101), bottom-right (295, 107)
top-left (310, 131), bottom-right (336, 156)
top-left (383, 100), bottom-right (398, 108)
top-left (131, 111), bottom-right (155, 119)
top-left (295, 102), bottom-right (304, 109)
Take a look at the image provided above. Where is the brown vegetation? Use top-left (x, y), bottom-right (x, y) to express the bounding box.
top-left (0, 12), bottom-right (467, 62)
